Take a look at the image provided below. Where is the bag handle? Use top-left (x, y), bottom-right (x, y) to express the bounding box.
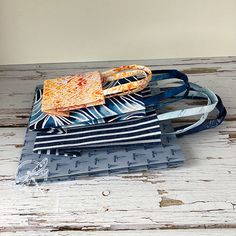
top-left (143, 70), bottom-right (221, 135)
top-left (144, 69), bottom-right (189, 106)
top-left (101, 65), bottom-right (152, 97)
top-left (156, 82), bottom-right (218, 134)
top-left (175, 94), bottom-right (226, 136)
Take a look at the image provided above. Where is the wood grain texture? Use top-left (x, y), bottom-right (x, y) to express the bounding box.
top-left (1, 56), bottom-right (236, 127)
top-left (1, 229), bottom-right (236, 236)
top-left (0, 57), bottom-right (235, 234)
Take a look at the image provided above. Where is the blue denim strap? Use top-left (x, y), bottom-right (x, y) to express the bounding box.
top-left (175, 94), bottom-right (226, 136)
top-left (155, 82), bottom-right (218, 134)
top-left (147, 70), bottom-right (225, 135)
top-left (145, 69), bottom-right (190, 106)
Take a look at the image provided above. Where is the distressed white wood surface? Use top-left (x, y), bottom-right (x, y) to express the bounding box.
top-left (1, 229), bottom-right (236, 236)
top-left (0, 57), bottom-right (236, 235)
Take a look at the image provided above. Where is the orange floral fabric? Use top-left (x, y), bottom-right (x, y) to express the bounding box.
top-left (42, 71), bottom-right (104, 116)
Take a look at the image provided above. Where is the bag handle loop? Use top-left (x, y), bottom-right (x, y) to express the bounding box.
top-left (101, 65), bottom-right (152, 97)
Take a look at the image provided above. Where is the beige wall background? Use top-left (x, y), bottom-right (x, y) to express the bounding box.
top-left (0, 0), bottom-right (236, 65)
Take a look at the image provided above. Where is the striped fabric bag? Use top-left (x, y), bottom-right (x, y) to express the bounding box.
top-left (33, 73), bottom-right (221, 154)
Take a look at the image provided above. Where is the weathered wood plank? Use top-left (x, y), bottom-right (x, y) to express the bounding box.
top-left (1, 229), bottom-right (236, 235)
top-left (0, 56), bottom-right (235, 71)
top-left (0, 120), bottom-right (235, 232)
top-left (0, 57), bottom-right (236, 127)
top-left (0, 57), bottom-right (235, 234)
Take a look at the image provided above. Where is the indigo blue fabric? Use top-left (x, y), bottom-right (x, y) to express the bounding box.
top-left (29, 86), bottom-right (149, 131)
top-left (17, 121), bottom-right (184, 184)
top-left (29, 70), bottom-right (190, 131)
top-left (33, 111), bottom-right (162, 153)
top-left (31, 70), bottom-right (225, 140)
top-left (34, 76), bottom-right (226, 153)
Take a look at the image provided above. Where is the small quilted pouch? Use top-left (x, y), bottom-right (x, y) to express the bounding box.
top-left (42, 65), bottom-right (152, 116)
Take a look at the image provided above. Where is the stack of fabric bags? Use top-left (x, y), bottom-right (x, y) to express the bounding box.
top-left (16, 65), bottom-right (226, 185)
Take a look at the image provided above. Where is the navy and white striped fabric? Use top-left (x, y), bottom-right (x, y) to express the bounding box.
top-left (33, 111), bottom-right (162, 154)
